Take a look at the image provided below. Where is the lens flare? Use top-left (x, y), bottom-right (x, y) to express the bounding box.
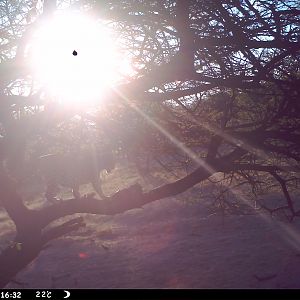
top-left (28, 11), bottom-right (119, 106)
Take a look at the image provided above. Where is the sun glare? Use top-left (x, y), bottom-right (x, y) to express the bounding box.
top-left (29, 11), bottom-right (120, 105)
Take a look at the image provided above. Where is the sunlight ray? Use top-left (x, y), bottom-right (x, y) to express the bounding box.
top-left (226, 180), bottom-right (300, 252)
top-left (172, 106), bottom-right (297, 173)
top-left (114, 88), bottom-right (300, 253)
top-left (113, 88), bottom-right (216, 176)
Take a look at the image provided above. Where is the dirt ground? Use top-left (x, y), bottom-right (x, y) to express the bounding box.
top-left (2, 194), bottom-right (300, 288)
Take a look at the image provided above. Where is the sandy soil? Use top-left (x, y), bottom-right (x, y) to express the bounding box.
top-left (3, 195), bottom-right (300, 289)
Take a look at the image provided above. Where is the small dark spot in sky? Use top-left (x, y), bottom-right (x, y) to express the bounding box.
top-left (72, 50), bottom-right (78, 56)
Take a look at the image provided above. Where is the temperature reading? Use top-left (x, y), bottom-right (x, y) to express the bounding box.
top-left (36, 291), bottom-right (52, 298)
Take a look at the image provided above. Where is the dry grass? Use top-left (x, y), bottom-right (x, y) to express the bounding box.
top-left (2, 162), bottom-right (300, 288)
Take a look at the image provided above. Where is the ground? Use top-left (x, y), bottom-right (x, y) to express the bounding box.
top-left (1, 165), bottom-right (300, 288)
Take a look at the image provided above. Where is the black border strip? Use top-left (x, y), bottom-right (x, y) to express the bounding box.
top-left (2, 289), bottom-right (300, 300)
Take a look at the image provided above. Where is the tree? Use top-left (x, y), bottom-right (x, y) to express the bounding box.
top-left (0, 0), bottom-right (299, 287)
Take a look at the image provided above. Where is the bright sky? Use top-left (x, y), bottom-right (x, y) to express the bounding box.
top-left (28, 11), bottom-right (131, 106)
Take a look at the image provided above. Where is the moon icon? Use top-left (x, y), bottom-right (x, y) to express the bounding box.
top-left (63, 290), bottom-right (71, 298)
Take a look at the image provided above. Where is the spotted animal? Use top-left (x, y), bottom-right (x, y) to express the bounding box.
top-left (38, 149), bottom-right (115, 202)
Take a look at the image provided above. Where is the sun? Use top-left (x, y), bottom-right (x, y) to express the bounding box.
top-left (28, 11), bottom-right (119, 106)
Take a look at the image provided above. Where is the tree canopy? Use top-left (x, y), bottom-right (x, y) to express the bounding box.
top-left (0, 0), bottom-right (299, 287)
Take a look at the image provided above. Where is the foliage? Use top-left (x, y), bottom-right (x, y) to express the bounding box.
top-left (0, 0), bottom-right (299, 287)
